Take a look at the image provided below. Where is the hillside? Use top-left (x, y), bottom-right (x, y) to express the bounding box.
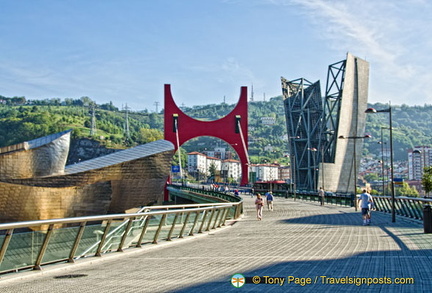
top-left (0, 96), bottom-right (431, 163)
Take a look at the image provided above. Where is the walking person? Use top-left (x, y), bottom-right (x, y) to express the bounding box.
top-left (318, 187), bottom-right (325, 206)
top-left (358, 189), bottom-right (373, 225)
top-left (255, 194), bottom-right (264, 220)
top-left (265, 191), bottom-right (274, 211)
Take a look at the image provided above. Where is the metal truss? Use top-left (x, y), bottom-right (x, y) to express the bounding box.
top-left (319, 59), bottom-right (346, 165)
top-left (281, 58), bottom-right (347, 192)
top-left (281, 77), bottom-right (323, 191)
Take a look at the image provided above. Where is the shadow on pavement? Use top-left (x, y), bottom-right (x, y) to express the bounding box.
top-left (172, 249), bottom-right (429, 293)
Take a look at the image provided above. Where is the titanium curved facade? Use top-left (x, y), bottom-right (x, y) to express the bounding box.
top-left (0, 131), bottom-right (174, 223)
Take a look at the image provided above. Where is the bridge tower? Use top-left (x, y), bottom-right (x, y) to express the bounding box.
top-left (164, 84), bottom-right (249, 192)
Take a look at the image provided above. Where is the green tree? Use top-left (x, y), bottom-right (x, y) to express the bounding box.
top-left (137, 128), bottom-right (163, 143)
top-left (422, 166), bottom-right (432, 197)
top-left (364, 173), bottom-right (379, 182)
top-left (209, 162), bottom-right (216, 178)
top-left (395, 182), bottom-right (419, 197)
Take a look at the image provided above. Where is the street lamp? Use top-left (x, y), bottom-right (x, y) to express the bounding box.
top-left (338, 134), bottom-right (371, 211)
top-left (288, 136), bottom-right (300, 199)
top-left (378, 127), bottom-right (389, 196)
top-left (365, 105), bottom-right (395, 222)
top-left (308, 147), bottom-right (318, 191)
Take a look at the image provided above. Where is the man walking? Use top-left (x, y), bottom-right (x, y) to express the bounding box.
top-left (265, 191), bottom-right (274, 211)
top-left (358, 189), bottom-right (373, 225)
top-left (318, 187), bottom-right (325, 206)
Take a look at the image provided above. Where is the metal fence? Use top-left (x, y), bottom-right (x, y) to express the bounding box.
top-left (373, 195), bottom-right (432, 221)
top-left (0, 202), bottom-right (242, 275)
top-left (277, 190), bottom-right (431, 222)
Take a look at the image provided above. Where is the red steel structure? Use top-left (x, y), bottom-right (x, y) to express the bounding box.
top-left (164, 84), bottom-right (249, 192)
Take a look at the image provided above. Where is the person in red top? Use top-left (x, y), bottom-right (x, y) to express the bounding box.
top-left (255, 194), bottom-right (264, 220)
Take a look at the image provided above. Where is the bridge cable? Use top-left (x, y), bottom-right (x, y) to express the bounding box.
top-left (175, 119), bottom-right (183, 179)
top-left (237, 120), bottom-right (250, 166)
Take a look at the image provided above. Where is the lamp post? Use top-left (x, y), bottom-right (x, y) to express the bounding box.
top-left (308, 147), bottom-right (318, 191)
top-left (365, 105), bottom-right (395, 222)
top-left (288, 136), bottom-right (300, 199)
top-left (338, 135), bottom-right (371, 211)
top-left (378, 127), bottom-right (389, 195)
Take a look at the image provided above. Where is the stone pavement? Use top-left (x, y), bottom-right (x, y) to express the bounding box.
top-left (1, 195), bottom-right (432, 292)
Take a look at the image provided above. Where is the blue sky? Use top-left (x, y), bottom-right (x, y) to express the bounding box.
top-left (0, 0), bottom-right (431, 111)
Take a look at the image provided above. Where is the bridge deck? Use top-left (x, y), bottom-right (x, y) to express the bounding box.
top-left (1, 195), bottom-right (431, 292)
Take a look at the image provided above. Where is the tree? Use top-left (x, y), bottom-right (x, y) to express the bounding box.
top-left (137, 128), bottom-right (163, 143)
top-left (422, 166), bottom-right (432, 197)
top-left (209, 162), bottom-right (216, 178)
top-left (395, 182), bottom-right (419, 197)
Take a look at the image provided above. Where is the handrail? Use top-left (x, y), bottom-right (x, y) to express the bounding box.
top-left (0, 201), bottom-right (242, 275)
top-left (279, 190), bottom-right (431, 221)
top-left (372, 195), bottom-right (431, 220)
top-left (75, 202), bottom-right (240, 259)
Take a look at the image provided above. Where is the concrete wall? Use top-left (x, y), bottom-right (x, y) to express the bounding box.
top-left (318, 53), bottom-right (369, 193)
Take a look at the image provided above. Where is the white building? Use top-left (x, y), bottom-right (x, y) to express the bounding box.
top-left (187, 152), bottom-right (208, 176)
top-left (261, 117), bottom-right (276, 125)
top-left (221, 159), bottom-right (241, 183)
top-left (408, 146), bottom-right (432, 180)
top-left (255, 164), bottom-right (279, 181)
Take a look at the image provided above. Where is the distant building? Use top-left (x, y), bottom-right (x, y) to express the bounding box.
top-left (264, 144), bottom-right (273, 152)
top-left (221, 159), bottom-right (241, 183)
top-left (278, 165), bottom-right (291, 182)
top-left (261, 117), bottom-right (276, 125)
top-left (408, 146), bottom-right (432, 180)
top-left (255, 163), bottom-right (279, 181)
top-left (187, 152), bottom-right (207, 176)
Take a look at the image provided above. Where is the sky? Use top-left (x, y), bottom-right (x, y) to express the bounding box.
top-left (0, 0), bottom-right (431, 112)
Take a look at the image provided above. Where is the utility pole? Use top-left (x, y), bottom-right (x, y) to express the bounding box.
top-left (154, 102), bottom-right (159, 113)
top-left (123, 104), bottom-right (131, 141)
top-left (90, 103), bottom-right (96, 136)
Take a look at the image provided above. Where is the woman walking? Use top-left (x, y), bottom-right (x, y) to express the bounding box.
top-left (255, 194), bottom-right (264, 220)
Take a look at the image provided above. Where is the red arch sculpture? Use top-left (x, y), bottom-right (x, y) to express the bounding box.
top-left (164, 84), bottom-right (249, 187)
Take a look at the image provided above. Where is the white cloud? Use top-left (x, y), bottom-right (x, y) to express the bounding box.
top-left (267, 0), bottom-right (432, 105)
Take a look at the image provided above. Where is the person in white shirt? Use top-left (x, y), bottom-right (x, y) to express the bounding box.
top-left (358, 189), bottom-right (373, 225)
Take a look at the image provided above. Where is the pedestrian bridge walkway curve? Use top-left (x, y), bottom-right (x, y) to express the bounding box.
top-left (1, 196), bottom-right (431, 292)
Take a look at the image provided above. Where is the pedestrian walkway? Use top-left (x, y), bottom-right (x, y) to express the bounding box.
top-left (1, 195), bottom-right (432, 292)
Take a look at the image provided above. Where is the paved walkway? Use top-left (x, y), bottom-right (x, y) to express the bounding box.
top-left (1, 195), bottom-right (432, 292)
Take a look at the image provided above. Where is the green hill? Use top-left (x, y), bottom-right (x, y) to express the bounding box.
top-left (0, 95), bottom-right (431, 163)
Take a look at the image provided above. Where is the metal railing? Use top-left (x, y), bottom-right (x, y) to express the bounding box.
top-left (278, 190), bottom-right (431, 221)
top-left (273, 190), bottom-right (355, 207)
top-left (0, 202), bottom-right (242, 275)
top-left (372, 195), bottom-right (432, 221)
